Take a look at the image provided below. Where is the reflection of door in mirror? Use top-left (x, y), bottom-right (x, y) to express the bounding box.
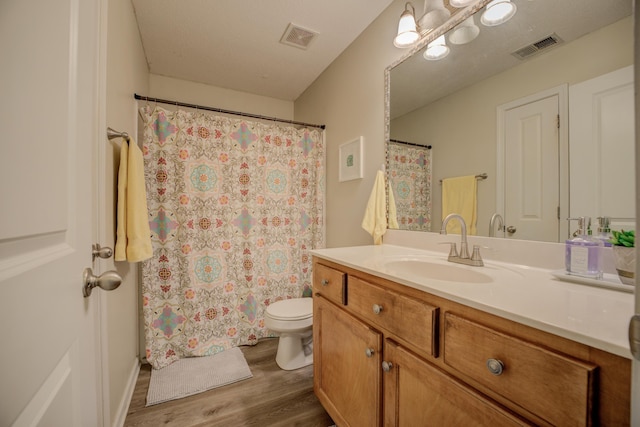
top-left (569, 66), bottom-right (635, 233)
top-left (498, 88), bottom-right (563, 243)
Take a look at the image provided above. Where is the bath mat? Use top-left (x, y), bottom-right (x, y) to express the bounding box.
top-left (146, 347), bottom-right (252, 406)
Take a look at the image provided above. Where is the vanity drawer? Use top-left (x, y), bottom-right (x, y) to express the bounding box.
top-left (443, 313), bottom-right (596, 426)
top-left (313, 262), bottom-right (346, 305)
top-left (348, 275), bottom-right (438, 358)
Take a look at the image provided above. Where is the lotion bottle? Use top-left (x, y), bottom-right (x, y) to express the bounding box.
top-left (565, 216), bottom-right (603, 279)
top-left (594, 216), bottom-right (613, 247)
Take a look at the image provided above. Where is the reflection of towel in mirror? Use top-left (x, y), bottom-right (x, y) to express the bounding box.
top-left (388, 182), bottom-right (399, 230)
top-left (362, 170), bottom-right (388, 244)
top-left (115, 137), bottom-right (153, 262)
top-left (442, 175), bottom-right (477, 235)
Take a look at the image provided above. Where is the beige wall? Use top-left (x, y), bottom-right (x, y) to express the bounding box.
top-left (149, 74), bottom-right (294, 119)
top-left (294, 0), bottom-right (406, 248)
top-left (104, 0), bottom-right (149, 425)
top-left (392, 16), bottom-right (633, 234)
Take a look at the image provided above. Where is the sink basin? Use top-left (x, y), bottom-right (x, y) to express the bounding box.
top-left (383, 259), bottom-right (494, 283)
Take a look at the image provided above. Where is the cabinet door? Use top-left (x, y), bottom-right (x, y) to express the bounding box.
top-left (314, 296), bottom-right (382, 427)
top-left (383, 340), bottom-right (532, 427)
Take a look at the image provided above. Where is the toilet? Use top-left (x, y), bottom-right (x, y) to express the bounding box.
top-left (264, 298), bottom-right (313, 370)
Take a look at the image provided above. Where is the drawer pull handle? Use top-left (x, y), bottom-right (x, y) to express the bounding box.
top-left (382, 361), bottom-right (393, 372)
top-left (372, 304), bottom-right (383, 315)
top-left (486, 358), bottom-right (504, 376)
top-left (365, 348), bottom-right (375, 358)
top-left (321, 279), bottom-right (329, 286)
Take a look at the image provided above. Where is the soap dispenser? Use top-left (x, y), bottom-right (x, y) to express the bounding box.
top-left (594, 216), bottom-right (613, 247)
top-left (565, 217), bottom-right (603, 279)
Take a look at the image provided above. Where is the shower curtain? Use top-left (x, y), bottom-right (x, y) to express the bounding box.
top-left (140, 105), bottom-right (325, 369)
top-left (388, 141), bottom-right (432, 231)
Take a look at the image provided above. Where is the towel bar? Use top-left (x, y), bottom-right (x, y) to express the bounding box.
top-left (439, 173), bottom-right (487, 184)
top-left (107, 127), bottom-right (129, 141)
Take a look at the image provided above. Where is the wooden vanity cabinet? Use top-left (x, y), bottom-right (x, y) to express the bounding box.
top-left (313, 294), bottom-right (382, 427)
top-left (312, 257), bottom-right (631, 427)
top-left (384, 339), bottom-right (532, 427)
top-left (443, 313), bottom-right (597, 426)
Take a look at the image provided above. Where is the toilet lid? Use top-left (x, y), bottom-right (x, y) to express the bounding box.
top-left (266, 298), bottom-right (313, 321)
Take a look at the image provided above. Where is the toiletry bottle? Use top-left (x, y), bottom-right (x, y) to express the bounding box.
top-left (594, 216), bottom-right (613, 247)
top-left (565, 217), bottom-right (604, 279)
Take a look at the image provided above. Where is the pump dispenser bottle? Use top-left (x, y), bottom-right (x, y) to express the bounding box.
top-left (565, 217), bottom-right (603, 279)
top-left (594, 216), bottom-right (613, 247)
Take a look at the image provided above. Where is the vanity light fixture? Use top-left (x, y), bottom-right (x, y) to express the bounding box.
top-left (419, 0), bottom-right (451, 33)
top-left (448, 0), bottom-right (476, 7)
top-left (394, 3), bottom-right (420, 48)
top-left (424, 35), bottom-right (450, 60)
top-left (393, 0), bottom-right (450, 48)
top-left (448, 15), bottom-right (480, 44)
top-left (480, 0), bottom-right (517, 26)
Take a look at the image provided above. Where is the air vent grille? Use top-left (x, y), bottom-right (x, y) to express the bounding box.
top-left (280, 23), bottom-right (318, 50)
top-left (512, 33), bottom-right (563, 59)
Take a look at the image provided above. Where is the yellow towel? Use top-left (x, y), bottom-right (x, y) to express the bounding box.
top-left (361, 170), bottom-right (388, 245)
top-left (115, 137), bottom-right (153, 262)
top-left (388, 181), bottom-right (399, 230)
top-left (442, 175), bottom-right (477, 235)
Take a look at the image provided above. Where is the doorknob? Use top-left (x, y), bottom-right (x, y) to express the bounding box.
top-left (506, 226), bottom-right (517, 234)
top-left (92, 243), bottom-right (113, 260)
top-left (83, 268), bottom-right (122, 297)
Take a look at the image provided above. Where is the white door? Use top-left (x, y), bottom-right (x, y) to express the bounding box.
top-left (0, 0), bottom-right (104, 426)
top-left (569, 66), bottom-right (635, 232)
top-left (498, 87), bottom-right (567, 242)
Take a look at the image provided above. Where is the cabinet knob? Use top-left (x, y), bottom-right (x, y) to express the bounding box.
top-left (365, 348), bottom-right (375, 358)
top-left (486, 358), bottom-right (504, 376)
top-left (382, 361), bottom-right (393, 372)
top-left (321, 279), bottom-right (329, 286)
top-left (372, 304), bottom-right (383, 315)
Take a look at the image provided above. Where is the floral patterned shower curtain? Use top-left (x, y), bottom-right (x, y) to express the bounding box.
top-left (388, 141), bottom-right (432, 231)
top-left (140, 105), bottom-right (325, 369)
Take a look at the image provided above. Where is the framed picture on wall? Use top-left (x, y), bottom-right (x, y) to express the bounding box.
top-left (338, 137), bottom-right (364, 182)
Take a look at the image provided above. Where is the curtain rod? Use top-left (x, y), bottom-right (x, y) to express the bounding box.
top-left (134, 93), bottom-right (326, 130)
top-left (389, 139), bottom-right (432, 149)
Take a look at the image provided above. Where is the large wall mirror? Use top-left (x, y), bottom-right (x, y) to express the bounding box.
top-left (386, 0), bottom-right (634, 243)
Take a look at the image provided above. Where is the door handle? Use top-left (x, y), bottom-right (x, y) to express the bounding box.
top-left (83, 268), bottom-right (122, 297)
top-left (506, 226), bottom-right (517, 234)
top-left (92, 243), bottom-right (114, 260)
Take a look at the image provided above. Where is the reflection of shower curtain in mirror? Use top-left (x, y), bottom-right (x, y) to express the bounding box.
top-left (140, 105), bottom-right (325, 369)
top-left (388, 142), bottom-right (432, 231)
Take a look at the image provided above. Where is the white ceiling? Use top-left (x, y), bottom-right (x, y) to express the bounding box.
top-left (131, 0), bottom-right (395, 101)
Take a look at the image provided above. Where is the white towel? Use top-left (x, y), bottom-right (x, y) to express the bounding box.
top-left (361, 170), bottom-right (388, 245)
top-left (114, 137), bottom-right (153, 262)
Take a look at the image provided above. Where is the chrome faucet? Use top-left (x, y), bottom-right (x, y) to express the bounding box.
top-left (489, 213), bottom-right (504, 237)
top-left (440, 213), bottom-right (483, 267)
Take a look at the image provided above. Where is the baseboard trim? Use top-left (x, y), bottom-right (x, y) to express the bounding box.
top-left (112, 357), bottom-right (141, 427)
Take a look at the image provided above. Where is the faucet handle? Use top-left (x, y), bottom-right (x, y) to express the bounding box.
top-left (439, 242), bottom-right (458, 258)
top-left (471, 245), bottom-right (484, 265)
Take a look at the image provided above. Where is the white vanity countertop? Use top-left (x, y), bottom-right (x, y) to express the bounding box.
top-left (311, 244), bottom-right (635, 359)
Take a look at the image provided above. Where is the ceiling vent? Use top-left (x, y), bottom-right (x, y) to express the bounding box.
top-left (512, 33), bottom-right (563, 60)
top-left (280, 23), bottom-right (318, 50)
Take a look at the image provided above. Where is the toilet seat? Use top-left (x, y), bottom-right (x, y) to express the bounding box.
top-left (266, 298), bottom-right (313, 321)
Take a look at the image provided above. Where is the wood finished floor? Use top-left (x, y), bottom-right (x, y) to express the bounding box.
top-left (124, 338), bottom-right (334, 427)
